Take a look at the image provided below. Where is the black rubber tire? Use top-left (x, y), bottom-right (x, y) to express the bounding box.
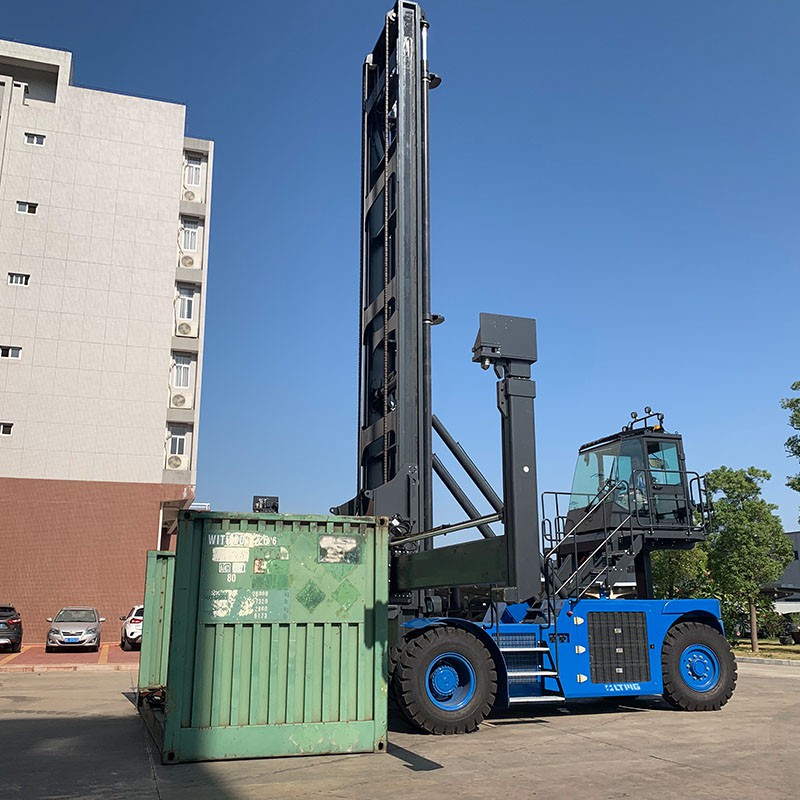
top-left (45, 645), bottom-right (53, 654)
top-left (388, 633), bottom-right (424, 727)
top-left (661, 621), bottom-right (737, 711)
top-left (10, 642), bottom-right (21, 653)
top-left (121, 638), bottom-right (132, 652)
top-left (387, 640), bottom-right (407, 719)
top-left (393, 626), bottom-right (496, 735)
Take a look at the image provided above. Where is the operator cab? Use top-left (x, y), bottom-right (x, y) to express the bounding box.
top-left (561, 408), bottom-right (707, 551)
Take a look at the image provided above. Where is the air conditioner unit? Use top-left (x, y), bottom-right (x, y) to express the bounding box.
top-left (182, 187), bottom-right (204, 203)
top-left (170, 390), bottom-right (194, 410)
top-left (166, 454), bottom-right (189, 470)
top-left (180, 255), bottom-right (196, 268)
top-left (175, 320), bottom-right (197, 337)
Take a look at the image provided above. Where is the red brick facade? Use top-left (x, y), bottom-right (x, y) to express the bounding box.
top-left (0, 478), bottom-right (193, 643)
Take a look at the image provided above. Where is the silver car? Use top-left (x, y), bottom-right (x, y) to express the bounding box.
top-left (46, 607), bottom-right (106, 652)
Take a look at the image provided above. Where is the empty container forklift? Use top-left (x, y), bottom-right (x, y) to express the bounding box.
top-left (333, 1), bottom-right (736, 735)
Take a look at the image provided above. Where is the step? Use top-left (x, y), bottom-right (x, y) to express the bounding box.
top-left (499, 646), bottom-right (550, 653)
top-left (507, 670), bottom-right (559, 678)
top-left (508, 695), bottom-right (566, 704)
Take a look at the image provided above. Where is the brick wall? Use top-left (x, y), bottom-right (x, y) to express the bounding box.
top-left (0, 478), bottom-right (193, 643)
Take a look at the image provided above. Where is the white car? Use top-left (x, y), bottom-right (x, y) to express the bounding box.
top-left (119, 605), bottom-right (144, 651)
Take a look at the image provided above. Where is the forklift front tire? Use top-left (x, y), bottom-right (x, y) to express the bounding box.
top-left (393, 626), bottom-right (496, 734)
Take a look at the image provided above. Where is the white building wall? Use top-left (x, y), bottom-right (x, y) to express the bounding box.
top-left (0, 41), bottom-right (210, 485)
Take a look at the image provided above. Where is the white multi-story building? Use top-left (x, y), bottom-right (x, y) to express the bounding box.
top-left (0, 40), bottom-right (213, 640)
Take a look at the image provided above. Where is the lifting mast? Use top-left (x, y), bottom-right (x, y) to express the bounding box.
top-left (334, 1), bottom-right (434, 548)
top-left (336, 1), bottom-right (716, 612)
top-left (333, 1), bottom-right (542, 609)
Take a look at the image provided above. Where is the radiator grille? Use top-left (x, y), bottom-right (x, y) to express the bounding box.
top-left (587, 611), bottom-right (650, 684)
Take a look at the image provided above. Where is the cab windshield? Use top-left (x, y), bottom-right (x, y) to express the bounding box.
top-left (569, 439), bottom-right (643, 511)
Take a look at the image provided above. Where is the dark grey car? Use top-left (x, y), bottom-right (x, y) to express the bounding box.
top-left (46, 607), bottom-right (106, 652)
top-left (0, 605), bottom-right (23, 652)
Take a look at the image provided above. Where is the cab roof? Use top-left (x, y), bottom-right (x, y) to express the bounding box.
top-left (579, 426), bottom-right (682, 454)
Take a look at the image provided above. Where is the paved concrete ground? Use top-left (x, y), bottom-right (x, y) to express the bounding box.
top-left (0, 662), bottom-right (796, 800)
top-left (0, 644), bottom-right (139, 672)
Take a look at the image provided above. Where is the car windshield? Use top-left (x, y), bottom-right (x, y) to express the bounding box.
top-left (55, 609), bottom-right (97, 623)
top-left (134, 607), bottom-right (144, 617)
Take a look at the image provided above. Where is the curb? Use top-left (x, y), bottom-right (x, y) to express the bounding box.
top-left (0, 663), bottom-right (138, 674)
top-left (736, 656), bottom-right (800, 667)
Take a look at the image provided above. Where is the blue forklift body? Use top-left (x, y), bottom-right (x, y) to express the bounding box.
top-left (403, 598), bottom-right (724, 708)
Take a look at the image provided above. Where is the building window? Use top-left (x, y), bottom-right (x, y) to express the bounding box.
top-left (181, 218), bottom-right (199, 252)
top-left (166, 425), bottom-right (192, 470)
top-left (7, 273), bottom-right (30, 286)
top-left (0, 346), bottom-right (21, 359)
top-left (0, 423), bottom-right (12, 436)
top-left (176, 287), bottom-right (195, 320)
top-left (173, 354), bottom-right (192, 388)
top-left (16, 201), bottom-right (37, 215)
top-left (24, 132), bottom-right (45, 146)
top-left (185, 155), bottom-right (202, 186)
top-left (169, 426), bottom-right (187, 456)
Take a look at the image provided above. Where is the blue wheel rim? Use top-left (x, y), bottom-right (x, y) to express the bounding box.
top-left (424, 652), bottom-right (476, 711)
top-left (679, 644), bottom-right (720, 692)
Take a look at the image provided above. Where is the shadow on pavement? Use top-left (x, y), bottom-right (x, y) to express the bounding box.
top-left (0, 713), bottom-right (241, 800)
top-left (387, 742), bottom-right (443, 771)
top-left (488, 696), bottom-right (669, 727)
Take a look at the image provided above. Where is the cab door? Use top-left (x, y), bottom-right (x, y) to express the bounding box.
top-left (637, 438), bottom-right (690, 527)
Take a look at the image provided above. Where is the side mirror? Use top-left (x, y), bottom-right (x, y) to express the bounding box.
top-left (46, 617), bottom-right (53, 622)
top-left (119, 616), bottom-right (126, 620)
top-left (99, 617), bottom-right (107, 623)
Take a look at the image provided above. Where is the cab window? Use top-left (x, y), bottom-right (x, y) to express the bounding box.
top-left (646, 440), bottom-right (681, 485)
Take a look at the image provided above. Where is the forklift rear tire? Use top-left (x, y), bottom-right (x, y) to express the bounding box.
top-left (661, 621), bottom-right (736, 711)
top-left (393, 626), bottom-right (496, 734)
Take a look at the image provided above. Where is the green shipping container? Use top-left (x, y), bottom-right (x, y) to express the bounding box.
top-left (150, 512), bottom-right (388, 764)
top-left (138, 550), bottom-right (175, 697)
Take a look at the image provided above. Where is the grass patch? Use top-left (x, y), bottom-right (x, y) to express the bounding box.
top-left (731, 638), bottom-right (800, 661)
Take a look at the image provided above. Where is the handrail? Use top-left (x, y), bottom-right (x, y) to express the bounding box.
top-left (543, 479), bottom-right (627, 560)
top-left (556, 513), bottom-right (633, 598)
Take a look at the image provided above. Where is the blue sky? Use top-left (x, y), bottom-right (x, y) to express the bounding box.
top-left (5, 1), bottom-right (799, 530)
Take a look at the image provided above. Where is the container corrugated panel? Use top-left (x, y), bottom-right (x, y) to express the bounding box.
top-left (160, 512), bottom-right (388, 763)
top-left (138, 550), bottom-right (175, 695)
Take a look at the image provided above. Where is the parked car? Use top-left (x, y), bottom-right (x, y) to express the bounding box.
top-left (779, 616), bottom-right (800, 646)
top-left (119, 605), bottom-right (144, 651)
top-left (0, 605), bottom-right (23, 653)
top-left (46, 607), bottom-right (106, 652)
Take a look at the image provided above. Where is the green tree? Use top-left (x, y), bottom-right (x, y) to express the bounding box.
top-left (780, 380), bottom-right (800, 520)
top-left (651, 547), bottom-right (710, 600)
top-left (704, 466), bottom-right (793, 653)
